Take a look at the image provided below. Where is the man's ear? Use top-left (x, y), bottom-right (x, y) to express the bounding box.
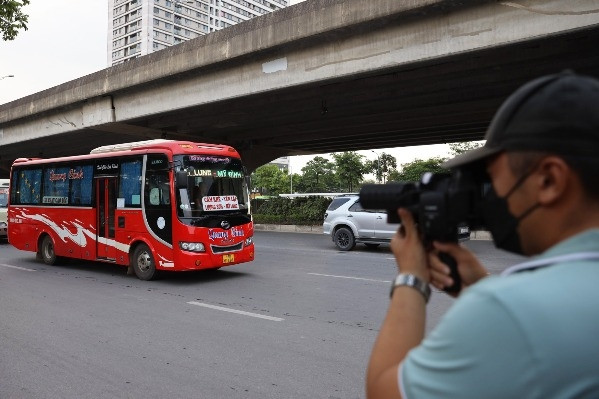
top-left (536, 156), bottom-right (570, 205)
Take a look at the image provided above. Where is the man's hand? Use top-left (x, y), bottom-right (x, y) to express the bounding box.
top-left (428, 241), bottom-right (489, 296)
top-left (390, 208), bottom-right (429, 282)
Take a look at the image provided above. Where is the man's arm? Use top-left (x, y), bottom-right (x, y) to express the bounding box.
top-left (366, 209), bottom-right (429, 399)
top-left (366, 283), bottom-right (426, 399)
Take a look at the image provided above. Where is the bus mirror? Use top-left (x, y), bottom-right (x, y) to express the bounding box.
top-left (176, 171), bottom-right (188, 189)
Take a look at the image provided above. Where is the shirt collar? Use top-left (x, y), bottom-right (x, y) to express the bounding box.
top-left (501, 229), bottom-right (599, 276)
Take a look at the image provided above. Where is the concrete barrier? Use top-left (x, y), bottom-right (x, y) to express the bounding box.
top-left (470, 230), bottom-right (492, 240)
top-left (254, 224), bottom-right (323, 234)
top-left (254, 224), bottom-right (491, 240)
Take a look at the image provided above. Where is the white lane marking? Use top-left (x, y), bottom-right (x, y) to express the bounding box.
top-left (187, 301), bottom-right (284, 322)
top-left (0, 263), bottom-right (36, 272)
top-left (308, 273), bottom-right (390, 283)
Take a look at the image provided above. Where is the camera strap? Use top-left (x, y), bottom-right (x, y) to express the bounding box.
top-left (501, 251), bottom-right (599, 277)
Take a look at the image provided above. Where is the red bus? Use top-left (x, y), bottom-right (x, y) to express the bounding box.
top-left (7, 140), bottom-right (254, 280)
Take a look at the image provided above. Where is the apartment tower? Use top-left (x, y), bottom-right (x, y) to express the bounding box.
top-left (108, 0), bottom-right (288, 66)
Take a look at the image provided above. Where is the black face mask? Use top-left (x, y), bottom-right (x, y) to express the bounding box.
top-left (482, 167), bottom-right (541, 255)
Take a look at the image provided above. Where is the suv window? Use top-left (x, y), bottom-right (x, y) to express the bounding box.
top-left (327, 197), bottom-right (352, 211)
top-left (349, 200), bottom-right (384, 213)
top-left (348, 200), bottom-right (365, 212)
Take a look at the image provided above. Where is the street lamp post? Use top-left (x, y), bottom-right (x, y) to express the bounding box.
top-left (371, 150), bottom-right (381, 183)
top-left (289, 163), bottom-right (293, 194)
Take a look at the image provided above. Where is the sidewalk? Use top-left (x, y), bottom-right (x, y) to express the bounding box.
top-left (254, 224), bottom-right (492, 240)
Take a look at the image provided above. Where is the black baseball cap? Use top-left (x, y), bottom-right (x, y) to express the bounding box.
top-left (443, 70), bottom-right (599, 169)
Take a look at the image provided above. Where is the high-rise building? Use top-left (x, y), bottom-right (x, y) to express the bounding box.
top-left (108, 0), bottom-right (288, 66)
top-left (270, 156), bottom-right (290, 171)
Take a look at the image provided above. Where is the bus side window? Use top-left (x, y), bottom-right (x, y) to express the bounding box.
top-left (149, 187), bottom-right (161, 206)
top-left (120, 159), bottom-right (142, 208)
top-left (145, 172), bottom-right (170, 207)
top-left (14, 168), bottom-right (42, 205)
top-left (161, 181), bottom-right (170, 205)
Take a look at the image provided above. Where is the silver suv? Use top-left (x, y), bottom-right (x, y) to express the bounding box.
top-left (323, 195), bottom-right (399, 251)
top-left (323, 195), bottom-right (470, 251)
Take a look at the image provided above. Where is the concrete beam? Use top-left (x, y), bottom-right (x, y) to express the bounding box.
top-left (3, 0), bottom-right (598, 124)
top-left (0, 0), bottom-right (598, 175)
top-left (0, 97), bottom-right (114, 146)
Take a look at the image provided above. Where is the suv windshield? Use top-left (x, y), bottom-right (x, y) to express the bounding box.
top-left (174, 154), bottom-right (249, 219)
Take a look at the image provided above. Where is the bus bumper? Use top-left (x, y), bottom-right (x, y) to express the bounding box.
top-left (170, 244), bottom-right (254, 271)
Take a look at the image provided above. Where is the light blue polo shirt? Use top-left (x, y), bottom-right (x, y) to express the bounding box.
top-left (400, 229), bottom-right (599, 399)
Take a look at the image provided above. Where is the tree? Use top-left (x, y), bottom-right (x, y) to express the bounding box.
top-left (289, 172), bottom-right (303, 193)
top-left (367, 152), bottom-right (397, 183)
top-left (301, 156), bottom-right (336, 192)
top-left (1, 0), bottom-right (30, 41)
top-left (448, 140), bottom-right (485, 156)
top-left (332, 151), bottom-right (366, 192)
top-left (388, 157), bottom-right (447, 182)
top-left (251, 164), bottom-right (289, 196)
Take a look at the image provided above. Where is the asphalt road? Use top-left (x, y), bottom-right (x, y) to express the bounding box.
top-left (0, 232), bottom-right (524, 399)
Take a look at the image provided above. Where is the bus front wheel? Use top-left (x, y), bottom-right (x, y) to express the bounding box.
top-left (40, 235), bottom-right (58, 265)
top-left (131, 244), bottom-right (158, 281)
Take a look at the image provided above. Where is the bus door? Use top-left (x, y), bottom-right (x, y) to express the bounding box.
top-left (97, 177), bottom-right (117, 260)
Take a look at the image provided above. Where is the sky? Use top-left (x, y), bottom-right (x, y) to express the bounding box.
top-left (0, 0), bottom-right (459, 173)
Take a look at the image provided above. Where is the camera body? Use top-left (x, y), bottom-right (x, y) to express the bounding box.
top-left (359, 169), bottom-right (485, 243)
top-left (360, 169), bottom-right (487, 293)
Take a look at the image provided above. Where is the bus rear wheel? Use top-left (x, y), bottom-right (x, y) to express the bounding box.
top-left (40, 235), bottom-right (58, 265)
top-left (131, 244), bottom-right (158, 281)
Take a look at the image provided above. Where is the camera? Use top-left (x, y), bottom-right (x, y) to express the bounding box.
top-left (359, 169), bottom-right (488, 292)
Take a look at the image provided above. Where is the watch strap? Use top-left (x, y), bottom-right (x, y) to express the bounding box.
top-left (390, 273), bottom-right (431, 303)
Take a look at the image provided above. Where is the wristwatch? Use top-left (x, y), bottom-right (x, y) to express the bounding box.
top-left (390, 274), bottom-right (431, 303)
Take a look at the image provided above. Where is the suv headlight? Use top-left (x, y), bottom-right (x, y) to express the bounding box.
top-left (179, 242), bottom-right (205, 252)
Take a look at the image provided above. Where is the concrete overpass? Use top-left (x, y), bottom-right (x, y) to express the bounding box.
top-left (1, 0), bottom-right (598, 175)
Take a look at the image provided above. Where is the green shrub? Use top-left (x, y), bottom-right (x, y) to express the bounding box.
top-left (251, 196), bottom-right (332, 225)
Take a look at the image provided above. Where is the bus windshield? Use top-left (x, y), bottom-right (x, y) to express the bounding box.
top-left (174, 154), bottom-right (249, 219)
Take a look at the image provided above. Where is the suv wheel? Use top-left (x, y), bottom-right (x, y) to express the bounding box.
top-left (334, 227), bottom-right (356, 251)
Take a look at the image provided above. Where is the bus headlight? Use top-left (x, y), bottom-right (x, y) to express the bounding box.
top-left (179, 242), bottom-right (206, 252)
top-left (244, 236), bottom-right (253, 246)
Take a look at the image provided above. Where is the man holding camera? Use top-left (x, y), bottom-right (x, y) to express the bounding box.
top-left (366, 71), bottom-right (599, 398)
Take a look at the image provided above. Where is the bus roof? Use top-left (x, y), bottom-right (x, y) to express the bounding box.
top-left (11, 140), bottom-right (241, 166)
